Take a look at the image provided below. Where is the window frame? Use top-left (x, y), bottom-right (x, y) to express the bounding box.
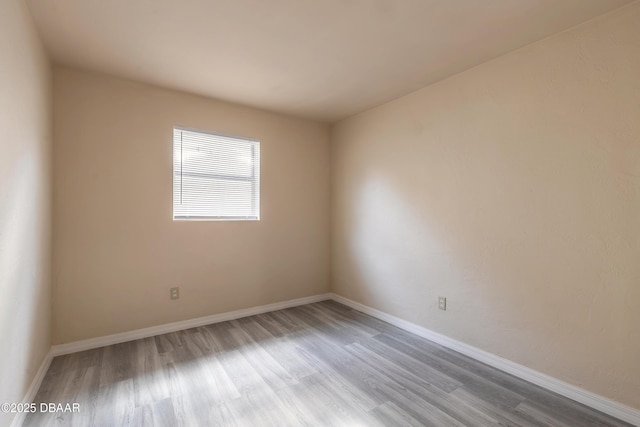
top-left (172, 126), bottom-right (261, 221)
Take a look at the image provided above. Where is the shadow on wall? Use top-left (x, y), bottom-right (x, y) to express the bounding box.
top-left (349, 175), bottom-right (454, 315)
top-left (335, 118), bottom-right (639, 405)
top-left (348, 167), bottom-right (574, 335)
top-left (0, 147), bottom-right (50, 405)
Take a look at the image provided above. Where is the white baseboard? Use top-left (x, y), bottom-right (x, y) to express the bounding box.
top-left (10, 349), bottom-right (54, 427)
top-left (51, 293), bottom-right (331, 356)
top-left (329, 292), bottom-right (640, 426)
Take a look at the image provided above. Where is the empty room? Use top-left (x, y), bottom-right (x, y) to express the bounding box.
top-left (1, 0), bottom-right (639, 426)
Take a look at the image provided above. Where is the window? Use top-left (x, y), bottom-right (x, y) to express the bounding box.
top-left (173, 127), bottom-right (260, 220)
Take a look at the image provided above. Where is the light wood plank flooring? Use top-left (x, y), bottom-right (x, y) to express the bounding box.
top-left (24, 301), bottom-right (631, 426)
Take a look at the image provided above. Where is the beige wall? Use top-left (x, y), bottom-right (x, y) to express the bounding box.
top-left (331, 4), bottom-right (640, 409)
top-left (53, 67), bottom-right (331, 344)
top-left (0, 1), bottom-right (52, 425)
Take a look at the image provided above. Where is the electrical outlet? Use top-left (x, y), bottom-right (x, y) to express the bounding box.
top-left (170, 287), bottom-right (180, 300)
top-left (438, 296), bottom-right (447, 311)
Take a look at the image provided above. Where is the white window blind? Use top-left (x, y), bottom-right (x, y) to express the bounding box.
top-left (173, 127), bottom-right (260, 220)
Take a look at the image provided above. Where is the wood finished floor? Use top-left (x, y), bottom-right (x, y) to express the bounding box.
top-left (24, 301), bottom-right (630, 427)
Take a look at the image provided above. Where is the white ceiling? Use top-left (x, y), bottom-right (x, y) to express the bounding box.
top-left (27, 0), bottom-right (632, 122)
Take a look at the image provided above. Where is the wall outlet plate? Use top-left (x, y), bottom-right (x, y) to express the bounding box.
top-left (170, 287), bottom-right (180, 300)
top-left (438, 296), bottom-right (447, 311)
